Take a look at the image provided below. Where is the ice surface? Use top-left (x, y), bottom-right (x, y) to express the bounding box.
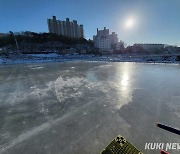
top-left (0, 62), bottom-right (180, 154)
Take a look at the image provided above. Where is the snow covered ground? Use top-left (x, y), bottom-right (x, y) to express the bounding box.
top-left (0, 53), bottom-right (179, 65)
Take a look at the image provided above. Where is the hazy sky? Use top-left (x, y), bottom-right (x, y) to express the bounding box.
top-left (0, 0), bottom-right (180, 46)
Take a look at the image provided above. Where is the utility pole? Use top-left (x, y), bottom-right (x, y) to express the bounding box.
top-left (9, 31), bottom-right (20, 54)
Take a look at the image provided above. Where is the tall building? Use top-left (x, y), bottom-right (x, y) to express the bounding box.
top-left (93, 27), bottom-right (118, 52)
top-left (47, 16), bottom-right (84, 39)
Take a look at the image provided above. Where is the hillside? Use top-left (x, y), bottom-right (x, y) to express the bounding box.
top-left (0, 32), bottom-right (94, 54)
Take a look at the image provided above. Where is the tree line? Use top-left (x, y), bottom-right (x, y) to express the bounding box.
top-left (0, 32), bottom-right (91, 48)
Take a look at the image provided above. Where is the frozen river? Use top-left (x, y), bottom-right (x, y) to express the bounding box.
top-left (0, 62), bottom-right (180, 154)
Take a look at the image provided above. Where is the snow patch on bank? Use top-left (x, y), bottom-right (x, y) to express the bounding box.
top-left (30, 66), bottom-right (44, 70)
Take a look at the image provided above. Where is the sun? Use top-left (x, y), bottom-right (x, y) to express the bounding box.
top-left (125, 18), bottom-right (135, 29)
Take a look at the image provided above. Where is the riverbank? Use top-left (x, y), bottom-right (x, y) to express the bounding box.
top-left (0, 53), bottom-right (180, 65)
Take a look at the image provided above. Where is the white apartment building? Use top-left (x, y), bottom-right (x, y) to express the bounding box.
top-left (93, 27), bottom-right (118, 52)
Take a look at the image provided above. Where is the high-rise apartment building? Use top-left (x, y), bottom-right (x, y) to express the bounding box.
top-left (47, 16), bottom-right (84, 39)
